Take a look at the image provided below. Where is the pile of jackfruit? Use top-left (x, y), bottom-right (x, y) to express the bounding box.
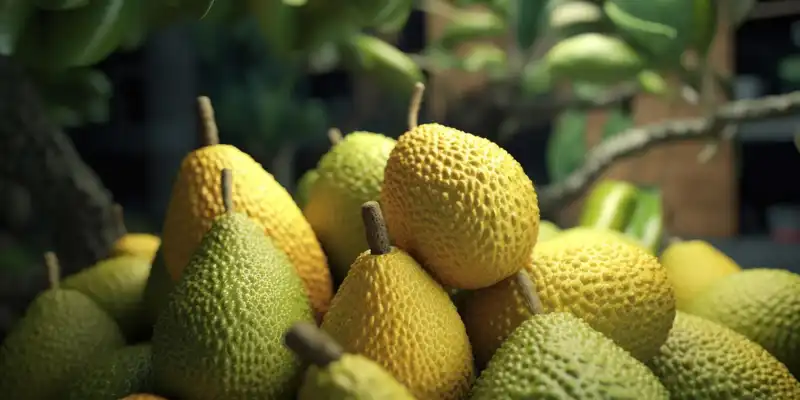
top-left (0, 86), bottom-right (799, 400)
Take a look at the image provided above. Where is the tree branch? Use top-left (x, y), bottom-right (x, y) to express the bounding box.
top-left (538, 91), bottom-right (800, 214)
top-left (0, 56), bottom-right (122, 274)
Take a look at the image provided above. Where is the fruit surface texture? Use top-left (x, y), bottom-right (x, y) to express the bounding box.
top-left (660, 239), bottom-right (741, 309)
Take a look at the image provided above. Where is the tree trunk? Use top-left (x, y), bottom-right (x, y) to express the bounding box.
top-left (0, 56), bottom-right (122, 275)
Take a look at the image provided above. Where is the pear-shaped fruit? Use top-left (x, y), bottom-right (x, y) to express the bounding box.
top-left (659, 238), bottom-right (741, 309)
top-left (294, 168), bottom-right (319, 209)
top-left (381, 83), bottom-right (540, 289)
top-left (470, 273), bottom-right (669, 399)
top-left (109, 204), bottom-right (160, 262)
top-left (321, 201), bottom-right (474, 399)
top-left (65, 343), bottom-right (154, 400)
top-left (61, 255), bottom-right (152, 340)
top-left (152, 169), bottom-right (315, 400)
top-left (284, 322), bottom-right (416, 399)
top-left (160, 96), bottom-right (331, 319)
top-left (0, 253), bottom-right (126, 399)
top-left (304, 127), bottom-right (396, 281)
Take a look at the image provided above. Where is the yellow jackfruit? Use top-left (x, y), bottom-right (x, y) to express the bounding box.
top-left (660, 239), bottom-right (741, 309)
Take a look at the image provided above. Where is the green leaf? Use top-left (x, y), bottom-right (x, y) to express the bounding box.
top-left (601, 107), bottom-right (634, 141)
top-left (459, 44), bottom-right (507, 77)
top-left (373, 0), bottom-right (414, 34)
top-left (691, 0), bottom-right (717, 58)
top-left (546, 109), bottom-right (588, 183)
top-left (544, 0), bottom-right (608, 39)
top-left (520, 61), bottom-right (552, 96)
top-left (513, 0), bottom-right (547, 51)
top-left (637, 69), bottom-right (669, 95)
top-left (436, 10), bottom-right (506, 50)
top-left (340, 33), bottom-right (424, 97)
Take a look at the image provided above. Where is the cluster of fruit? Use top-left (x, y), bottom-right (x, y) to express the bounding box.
top-left (1, 84), bottom-right (799, 400)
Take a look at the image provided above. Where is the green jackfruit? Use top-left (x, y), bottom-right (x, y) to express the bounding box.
top-left (66, 344), bottom-right (154, 400)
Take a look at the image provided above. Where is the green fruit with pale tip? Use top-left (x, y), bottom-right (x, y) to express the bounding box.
top-left (152, 169), bottom-right (314, 400)
top-left (61, 255), bottom-right (152, 341)
top-left (0, 253), bottom-right (126, 400)
top-left (284, 322), bottom-right (416, 400)
top-left (65, 344), bottom-right (154, 400)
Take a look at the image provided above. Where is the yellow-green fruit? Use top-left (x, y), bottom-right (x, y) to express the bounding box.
top-left (683, 268), bottom-right (800, 376)
top-left (141, 249), bottom-right (174, 329)
top-left (61, 255), bottom-right (152, 340)
top-left (322, 202), bottom-right (474, 400)
top-left (0, 289), bottom-right (126, 399)
top-left (537, 220), bottom-right (561, 242)
top-left (294, 169), bottom-right (319, 209)
top-left (300, 354), bottom-right (416, 400)
top-left (381, 123), bottom-right (540, 289)
top-left (66, 344), bottom-right (154, 400)
top-left (647, 312), bottom-right (800, 399)
top-left (304, 131), bottom-right (396, 280)
top-left (470, 313), bottom-right (669, 399)
top-left (153, 208), bottom-right (314, 399)
top-left (111, 234), bottom-right (161, 262)
top-left (554, 226), bottom-right (646, 250)
top-left (461, 231), bottom-right (675, 365)
top-left (660, 239), bottom-right (742, 310)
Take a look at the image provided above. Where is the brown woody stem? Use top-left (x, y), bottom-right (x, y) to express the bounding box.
top-left (361, 201), bottom-right (391, 255)
top-left (515, 270), bottom-right (544, 315)
top-left (44, 251), bottom-right (60, 290)
top-left (408, 82), bottom-right (425, 130)
top-left (197, 96), bottom-right (220, 147)
top-left (284, 322), bottom-right (344, 367)
top-left (327, 128), bottom-right (343, 145)
top-left (221, 169), bottom-right (233, 213)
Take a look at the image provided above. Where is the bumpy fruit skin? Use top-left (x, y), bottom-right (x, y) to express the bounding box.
top-left (66, 344), bottom-right (154, 400)
top-left (304, 132), bottom-right (396, 280)
top-left (381, 123), bottom-right (539, 289)
top-left (684, 268), bottom-right (800, 376)
top-left (648, 312), bottom-right (800, 399)
top-left (153, 212), bottom-right (313, 400)
top-left (61, 255), bottom-right (152, 339)
top-left (322, 247), bottom-right (475, 400)
top-left (0, 289), bottom-right (126, 399)
top-left (299, 354), bottom-right (416, 400)
top-left (111, 233), bottom-right (161, 262)
top-left (160, 144), bottom-right (332, 319)
top-left (660, 240), bottom-right (741, 310)
top-left (153, 212), bottom-right (314, 400)
top-left (461, 231), bottom-right (674, 365)
top-left (470, 313), bottom-right (669, 400)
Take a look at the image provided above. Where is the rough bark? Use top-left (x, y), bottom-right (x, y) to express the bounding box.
top-left (0, 56), bottom-right (122, 274)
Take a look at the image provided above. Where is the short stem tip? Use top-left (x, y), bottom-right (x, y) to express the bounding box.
top-left (327, 128), bottom-right (343, 145)
top-left (221, 168), bottom-right (233, 213)
top-left (408, 82), bottom-right (425, 130)
top-left (197, 96), bottom-right (220, 147)
top-left (44, 252), bottom-right (60, 290)
top-left (361, 201), bottom-right (391, 255)
top-left (284, 322), bottom-right (344, 367)
top-left (515, 270), bottom-right (544, 316)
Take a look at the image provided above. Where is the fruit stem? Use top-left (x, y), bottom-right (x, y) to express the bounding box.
top-left (221, 168), bottom-right (233, 213)
top-left (284, 322), bottom-right (343, 367)
top-left (112, 203), bottom-right (128, 236)
top-left (44, 252), bottom-right (60, 290)
top-left (327, 128), bottom-right (343, 145)
top-left (361, 201), bottom-right (391, 255)
top-left (515, 270), bottom-right (544, 315)
top-left (197, 96), bottom-right (220, 147)
top-left (408, 82), bottom-right (425, 130)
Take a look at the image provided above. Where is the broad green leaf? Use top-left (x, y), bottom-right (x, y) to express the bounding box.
top-left (436, 10), bottom-right (506, 49)
top-left (513, 0), bottom-right (547, 51)
top-left (373, 0), bottom-right (413, 33)
top-left (691, 0), bottom-right (717, 57)
top-left (546, 110), bottom-right (588, 184)
top-left (601, 107), bottom-right (634, 141)
top-left (520, 61), bottom-right (553, 96)
top-left (340, 33), bottom-right (425, 97)
top-left (544, 0), bottom-right (608, 39)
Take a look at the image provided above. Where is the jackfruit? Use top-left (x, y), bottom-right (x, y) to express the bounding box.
top-left (460, 229), bottom-right (675, 366)
top-left (322, 201), bottom-right (474, 399)
top-left (684, 268), bottom-right (800, 376)
top-left (0, 252), bottom-right (126, 399)
top-left (647, 311), bottom-right (800, 399)
top-left (152, 169), bottom-right (314, 400)
top-left (470, 276), bottom-right (668, 400)
top-left (538, 220), bottom-right (561, 242)
top-left (141, 248), bottom-right (174, 330)
top-left (660, 238), bottom-right (742, 310)
top-left (554, 226), bottom-right (646, 250)
top-left (284, 321), bottom-right (416, 399)
top-left (160, 96), bottom-right (332, 319)
top-left (109, 204), bottom-right (160, 262)
top-left (381, 84), bottom-right (539, 289)
top-left (65, 343), bottom-right (154, 400)
top-left (294, 168), bottom-right (319, 209)
top-left (304, 127), bottom-right (396, 281)
top-left (61, 255), bottom-right (152, 340)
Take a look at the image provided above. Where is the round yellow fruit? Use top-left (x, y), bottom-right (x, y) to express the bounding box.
top-left (111, 233), bottom-right (161, 262)
top-left (381, 123), bottom-right (540, 289)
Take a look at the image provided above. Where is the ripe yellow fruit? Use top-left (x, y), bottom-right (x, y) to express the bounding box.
top-left (160, 97), bottom-right (332, 319)
top-left (684, 268), bottom-right (800, 376)
top-left (381, 123), bottom-right (539, 289)
top-left (460, 231), bottom-right (675, 365)
top-left (659, 239), bottom-right (741, 309)
top-left (322, 202), bottom-right (475, 399)
top-left (111, 234), bottom-right (161, 262)
top-left (648, 312), bottom-right (800, 399)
